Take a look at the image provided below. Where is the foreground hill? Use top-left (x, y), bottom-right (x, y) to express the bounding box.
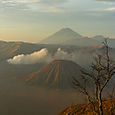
top-left (26, 60), bottom-right (83, 89)
top-left (59, 100), bottom-right (115, 115)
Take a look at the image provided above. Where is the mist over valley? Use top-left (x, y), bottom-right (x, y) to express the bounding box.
top-left (0, 28), bottom-right (115, 115)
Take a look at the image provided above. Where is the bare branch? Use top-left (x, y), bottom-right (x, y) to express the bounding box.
top-left (73, 39), bottom-right (115, 115)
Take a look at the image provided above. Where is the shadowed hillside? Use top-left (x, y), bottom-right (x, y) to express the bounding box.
top-left (59, 100), bottom-right (115, 115)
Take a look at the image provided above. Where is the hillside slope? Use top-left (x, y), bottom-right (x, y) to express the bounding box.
top-left (59, 100), bottom-right (115, 115)
top-left (26, 60), bottom-right (83, 89)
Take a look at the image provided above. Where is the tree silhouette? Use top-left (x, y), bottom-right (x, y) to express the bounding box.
top-left (73, 40), bottom-right (115, 115)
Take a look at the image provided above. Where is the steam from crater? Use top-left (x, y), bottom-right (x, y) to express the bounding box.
top-left (7, 48), bottom-right (52, 64)
top-left (7, 48), bottom-right (94, 65)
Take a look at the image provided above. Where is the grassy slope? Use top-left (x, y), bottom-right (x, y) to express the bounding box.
top-left (59, 100), bottom-right (115, 115)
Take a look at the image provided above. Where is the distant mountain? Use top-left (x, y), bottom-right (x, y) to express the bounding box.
top-left (92, 36), bottom-right (115, 48)
top-left (0, 40), bottom-right (7, 44)
top-left (92, 35), bottom-right (106, 41)
top-left (26, 60), bottom-right (83, 89)
top-left (39, 28), bottom-right (82, 44)
top-left (0, 42), bottom-right (22, 61)
top-left (39, 28), bottom-right (100, 46)
top-left (0, 41), bottom-right (62, 61)
top-left (109, 39), bottom-right (115, 48)
top-left (0, 41), bottom-right (81, 62)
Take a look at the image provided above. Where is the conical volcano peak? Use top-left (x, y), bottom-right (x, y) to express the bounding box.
top-left (61, 28), bottom-right (73, 30)
top-left (50, 60), bottom-right (80, 67)
top-left (26, 60), bottom-right (83, 89)
top-left (59, 28), bottom-right (76, 33)
top-left (55, 28), bottom-right (82, 37)
top-left (39, 28), bottom-right (82, 45)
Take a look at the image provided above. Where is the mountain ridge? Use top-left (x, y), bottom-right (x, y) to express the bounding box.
top-left (39, 28), bottom-right (100, 46)
top-left (39, 28), bottom-right (82, 45)
top-left (39, 28), bottom-right (115, 47)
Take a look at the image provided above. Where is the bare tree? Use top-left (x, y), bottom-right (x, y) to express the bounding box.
top-left (73, 40), bottom-right (115, 115)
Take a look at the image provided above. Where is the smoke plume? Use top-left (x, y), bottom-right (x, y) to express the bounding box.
top-left (7, 48), bottom-right (52, 64)
top-left (7, 48), bottom-right (94, 66)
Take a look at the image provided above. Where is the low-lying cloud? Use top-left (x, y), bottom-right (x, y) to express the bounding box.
top-left (7, 47), bottom-right (95, 67)
top-left (7, 48), bottom-right (76, 64)
top-left (7, 48), bottom-right (52, 64)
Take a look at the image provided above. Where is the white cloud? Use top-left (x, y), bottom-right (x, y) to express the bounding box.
top-left (1, 0), bottom-right (38, 4)
top-left (95, 0), bottom-right (115, 3)
top-left (0, 0), bottom-right (67, 13)
top-left (7, 48), bottom-right (76, 64)
top-left (44, 6), bottom-right (66, 13)
top-left (7, 48), bottom-right (52, 64)
top-left (54, 48), bottom-right (71, 60)
top-left (104, 7), bottom-right (115, 11)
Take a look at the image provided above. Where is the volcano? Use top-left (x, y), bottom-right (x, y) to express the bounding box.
top-left (26, 60), bottom-right (83, 89)
top-left (39, 28), bottom-right (82, 45)
top-left (39, 28), bottom-right (100, 46)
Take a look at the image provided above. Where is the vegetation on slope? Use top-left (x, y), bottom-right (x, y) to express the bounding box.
top-left (59, 100), bottom-right (115, 115)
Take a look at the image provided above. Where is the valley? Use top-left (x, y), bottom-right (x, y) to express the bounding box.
top-left (0, 28), bottom-right (115, 115)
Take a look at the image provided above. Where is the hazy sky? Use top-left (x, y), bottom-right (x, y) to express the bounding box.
top-left (0, 0), bottom-right (115, 42)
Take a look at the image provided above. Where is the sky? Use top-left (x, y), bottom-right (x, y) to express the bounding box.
top-left (0, 0), bottom-right (115, 42)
